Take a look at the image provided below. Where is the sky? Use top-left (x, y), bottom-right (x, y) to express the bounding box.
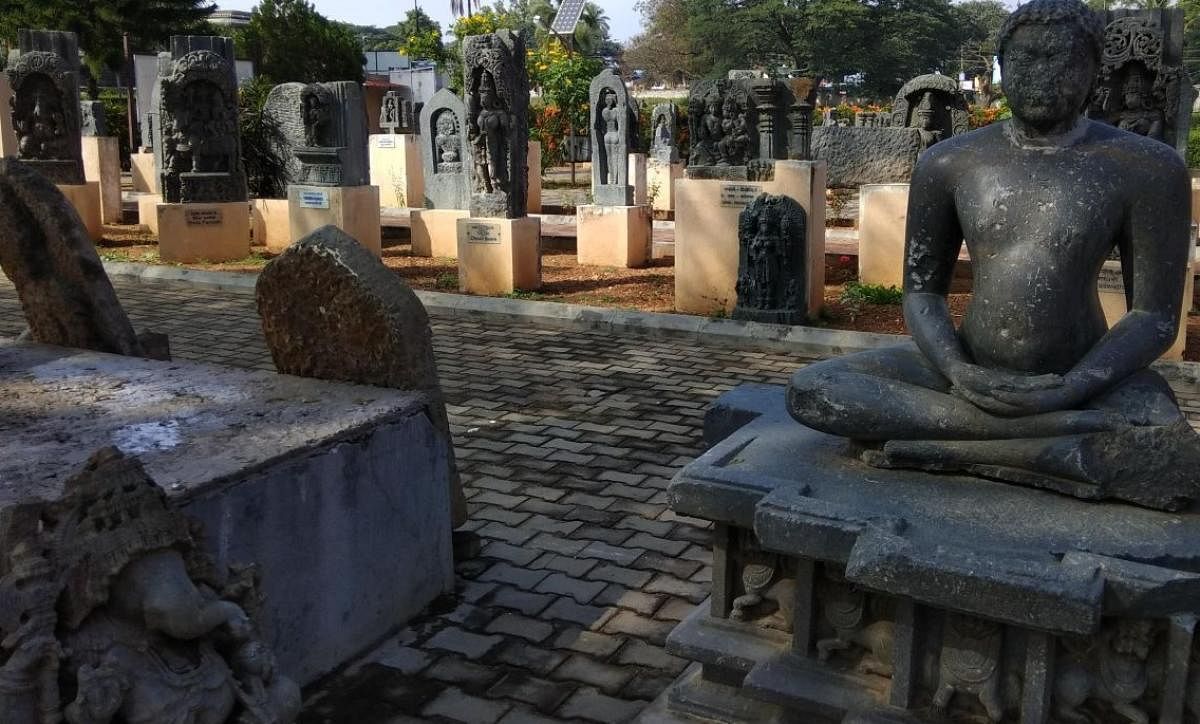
top-left (216, 0), bottom-right (646, 42)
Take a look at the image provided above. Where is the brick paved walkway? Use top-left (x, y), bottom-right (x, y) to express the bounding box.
top-left (0, 276), bottom-right (809, 723)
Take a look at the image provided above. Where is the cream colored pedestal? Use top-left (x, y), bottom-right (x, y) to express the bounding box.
top-left (131, 152), bottom-right (158, 194)
top-left (647, 159), bottom-right (684, 213)
top-left (0, 74), bottom-right (15, 158)
top-left (629, 153), bottom-right (648, 206)
top-left (252, 198), bottom-right (290, 251)
top-left (456, 217), bottom-right (541, 295)
top-left (81, 136), bottom-right (122, 224)
top-left (370, 135), bottom-right (422, 208)
top-left (576, 205), bottom-right (651, 268)
top-left (412, 208), bottom-right (469, 258)
top-left (527, 141), bottom-right (542, 214)
top-left (59, 182), bottom-right (102, 242)
top-left (157, 202), bottom-right (250, 263)
top-left (138, 194), bottom-right (163, 234)
top-left (288, 185), bottom-right (382, 256)
top-left (858, 184), bottom-right (909, 288)
top-left (1098, 256), bottom-right (1193, 361)
top-left (675, 161), bottom-right (827, 317)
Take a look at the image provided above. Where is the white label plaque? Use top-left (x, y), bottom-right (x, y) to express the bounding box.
top-left (185, 208), bottom-right (222, 226)
top-left (298, 190), bottom-right (330, 209)
top-left (1097, 266), bottom-right (1125, 295)
top-left (720, 183), bottom-right (761, 208)
top-left (466, 222), bottom-right (501, 244)
top-left (376, 136), bottom-right (396, 149)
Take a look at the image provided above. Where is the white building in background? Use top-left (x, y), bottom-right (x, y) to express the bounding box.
top-left (208, 9), bottom-right (252, 27)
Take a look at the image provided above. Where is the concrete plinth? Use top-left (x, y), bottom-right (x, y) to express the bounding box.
top-left (1099, 256), bottom-right (1193, 360)
top-left (0, 340), bottom-right (454, 686)
top-left (158, 201), bottom-right (250, 263)
top-left (252, 198), bottom-right (290, 251)
top-left (675, 161), bottom-right (826, 317)
top-left (629, 153), bottom-right (648, 206)
top-left (288, 185), bottom-right (382, 256)
top-left (131, 151), bottom-right (158, 194)
top-left (648, 159), bottom-right (684, 213)
top-left (576, 204), bottom-right (651, 268)
top-left (81, 136), bottom-right (122, 224)
top-left (137, 193), bottom-right (163, 234)
top-left (412, 208), bottom-right (469, 258)
top-left (370, 134), bottom-right (423, 209)
top-left (857, 183), bottom-right (909, 288)
top-left (0, 73), bottom-right (15, 158)
top-left (527, 141), bottom-right (542, 214)
top-left (456, 216), bottom-right (541, 295)
top-left (59, 182), bottom-right (102, 242)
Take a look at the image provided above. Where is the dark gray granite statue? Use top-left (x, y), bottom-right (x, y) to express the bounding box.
top-left (789, 0), bottom-right (1200, 511)
top-left (589, 69), bottom-right (636, 206)
top-left (264, 81), bottom-right (370, 187)
top-left (811, 126), bottom-right (924, 187)
top-left (786, 77), bottom-right (818, 161)
top-left (158, 36), bottom-right (247, 204)
top-left (5, 29), bottom-right (84, 185)
top-left (463, 30), bottom-right (528, 218)
top-left (733, 194), bottom-right (808, 324)
top-left (650, 102), bottom-right (678, 163)
top-left (419, 87), bottom-right (471, 209)
top-left (0, 447), bottom-right (300, 724)
top-left (687, 78), bottom-right (757, 178)
top-left (890, 74), bottom-right (969, 150)
top-left (1089, 9), bottom-right (1194, 156)
top-left (79, 100), bottom-right (106, 137)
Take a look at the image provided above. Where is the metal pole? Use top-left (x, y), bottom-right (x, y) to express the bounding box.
top-left (123, 33), bottom-right (136, 151)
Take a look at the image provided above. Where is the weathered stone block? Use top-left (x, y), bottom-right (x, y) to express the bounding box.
top-left (811, 127), bottom-right (922, 188)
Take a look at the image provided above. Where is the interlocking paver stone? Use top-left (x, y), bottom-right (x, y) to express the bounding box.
top-left (426, 628), bottom-right (504, 659)
top-left (557, 688), bottom-right (645, 724)
top-left (423, 687), bottom-right (511, 724)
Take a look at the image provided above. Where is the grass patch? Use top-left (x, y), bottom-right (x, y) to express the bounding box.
top-left (840, 282), bottom-right (903, 306)
top-left (435, 272), bottom-right (459, 289)
top-left (503, 289), bottom-right (544, 300)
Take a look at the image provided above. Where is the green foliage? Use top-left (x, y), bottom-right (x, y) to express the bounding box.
top-left (235, 0), bottom-right (364, 85)
top-left (840, 281), bottom-right (903, 305)
top-left (237, 76), bottom-right (289, 199)
top-left (340, 22), bottom-right (400, 51)
top-left (529, 42), bottom-right (601, 132)
top-left (1188, 114), bottom-right (1200, 169)
top-left (435, 271), bottom-right (459, 289)
top-left (0, 0), bottom-right (214, 93)
top-left (97, 89), bottom-right (131, 166)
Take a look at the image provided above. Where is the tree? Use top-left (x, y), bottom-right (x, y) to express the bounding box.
top-left (395, 8), bottom-right (449, 68)
top-left (235, 0), bottom-right (364, 85)
top-left (341, 23), bottom-right (400, 51)
top-left (0, 0), bottom-right (215, 95)
top-left (622, 0), bottom-right (704, 85)
top-left (952, 0), bottom-right (1007, 80)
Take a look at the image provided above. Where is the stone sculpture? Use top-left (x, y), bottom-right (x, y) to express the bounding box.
top-left (158, 36), bottom-right (247, 204)
top-left (255, 224), bottom-right (467, 528)
top-left (463, 30), bottom-right (528, 218)
top-left (650, 102), bottom-right (678, 163)
top-left (1089, 9), bottom-right (1193, 155)
top-left (5, 29), bottom-right (84, 184)
top-left (687, 77), bottom-right (798, 179)
top-left (589, 69), bottom-right (637, 205)
top-left (419, 87), bottom-right (471, 209)
top-left (658, 3), bottom-right (1200, 722)
top-left (811, 126), bottom-right (924, 187)
top-left (890, 73), bottom-right (969, 150)
top-left (0, 158), bottom-right (166, 359)
top-left (0, 447), bottom-right (300, 724)
top-left (264, 81), bottom-right (370, 187)
top-left (380, 90), bottom-right (402, 133)
top-left (732, 194), bottom-right (808, 324)
top-left (79, 100), bottom-right (106, 137)
top-left (786, 77), bottom-right (818, 161)
top-left (789, 0), bottom-right (1200, 511)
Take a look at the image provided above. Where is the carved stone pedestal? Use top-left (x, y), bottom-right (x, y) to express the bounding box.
top-left (158, 201), bottom-right (250, 263)
top-left (131, 150), bottom-right (158, 193)
top-left (412, 208), bottom-right (470, 258)
top-left (675, 161), bottom-right (825, 317)
top-left (630, 152), bottom-right (649, 205)
top-left (81, 136), bottom-right (122, 224)
top-left (648, 158), bottom-right (684, 213)
top-left (651, 383), bottom-right (1200, 724)
top-left (252, 198), bottom-right (290, 251)
top-left (528, 140), bottom-right (542, 213)
top-left (857, 184), bottom-right (909, 289)
top-left (456, 216), bottom-right (541, 294)
top-left (58, 182), bottom-right (102, 242)
top-left (370, 134), bottom-right (423, 209)
top-left (287, 184), bottom-right (381, 256)
top-left (137, 193), bottom-right (163, 234)
top-left (576, 204), bottom-right (651, 268)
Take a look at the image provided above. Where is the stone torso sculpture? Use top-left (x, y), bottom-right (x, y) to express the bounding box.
top-left (589, 69), bottom-right (636, 205)
top-left (5, 29), bottom-right (85, 184)
top-left (788, 0), bottom-right (1200, 511)
top-left (463, 30), bottom-right (528, 218)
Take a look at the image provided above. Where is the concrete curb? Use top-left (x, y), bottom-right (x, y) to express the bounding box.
top-left (99, 261), bottom-right (1200, 380)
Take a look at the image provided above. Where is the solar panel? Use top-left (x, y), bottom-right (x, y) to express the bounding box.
top-left (550, 0), bottom-right (588, 36)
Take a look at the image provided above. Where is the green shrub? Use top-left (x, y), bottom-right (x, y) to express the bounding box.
top-left (1187, 114), bottom-right (1200, 169)
top-left (840, 281), bottom-right (903, 305)
top-left (97, 90), bottom-right (132, 169)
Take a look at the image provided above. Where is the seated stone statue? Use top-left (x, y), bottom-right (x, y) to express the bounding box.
top-left (788, 0), bottom-right (1200, 511)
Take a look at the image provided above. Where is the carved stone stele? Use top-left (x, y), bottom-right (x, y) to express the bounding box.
top-left (264, 81), bottom-right (370, 187)
top-left (420, 87), bottom-right (472, 209)
top-left (650, 103), bottom-right (678, 163)
top-left (890, 74), bottom-right (970, 151)
top-left (589, 69), bottom-right (637, 206)
top-left (0, 447), bottom-right (300, 724)
top-left (463, 30), bottom-right (529, 218)
top-left (5, 29), bottom-right (85, 184)
top-left (733, 193), bottom-right (809, 325)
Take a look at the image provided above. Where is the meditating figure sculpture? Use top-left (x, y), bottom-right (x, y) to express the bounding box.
top-left (788, 0), bottom-right (1200, 511)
